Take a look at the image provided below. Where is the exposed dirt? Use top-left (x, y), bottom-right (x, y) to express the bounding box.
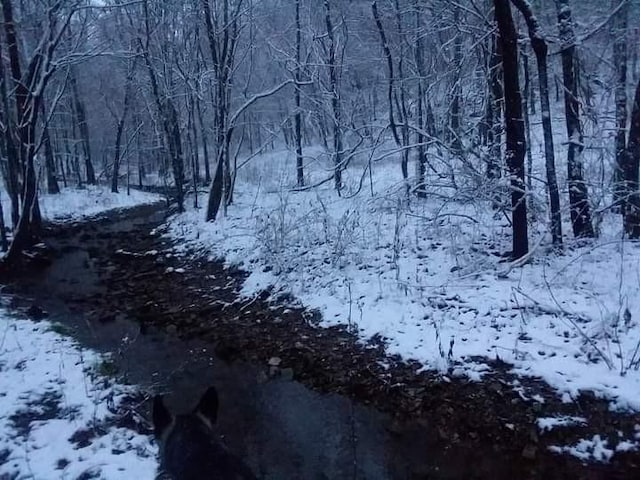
top-left (4, 204), bottom-right (640, 479)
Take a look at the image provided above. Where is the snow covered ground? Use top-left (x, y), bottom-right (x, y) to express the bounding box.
top-left (165, 144), bottom-right (640, 461)
top-left (0, 184), bottom-right (160, 225)
top-left (38, 185), bottom-right (161, 222)
top-left (0, 304), bottom-right (156, 479)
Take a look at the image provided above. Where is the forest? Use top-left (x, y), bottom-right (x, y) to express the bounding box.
top-left (0, 0), bottom-right (640, 479)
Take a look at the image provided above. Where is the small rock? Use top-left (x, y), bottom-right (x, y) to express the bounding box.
top-left (166, 324), bottom-right (177, 335)
top-left (281, 368), bottom-right (294, 381)
top-left (268, 357), bottom-right (282, 367)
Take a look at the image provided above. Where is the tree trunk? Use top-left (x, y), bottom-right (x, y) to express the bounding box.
top-left (522, 47), bottom-right (534, 194)
top-left (196, 100), bottom-right (211, 184)
top-left (511, 0), bottom-right (563, 246)
top-left (0, 29), bottom-right (20, 227)
top-left (69, 68), bottom-right (96, 185)
top-left (111, 108), bottom-right (127, 194)
top-left (203, 0), bottom-right (239, 218)
top-left (324, 0), bottom-right (342, 193)
top-left (414, 0), bottom-right (427, 198)
top-left (450, 6), bottom-right (463, 156)
top-left (42, 103), bottom-right (60, 194)
top-left (294, 0), bottom-right (304, 187)
top-left (556, 0), bottom-right (594, 238)
top-left (2, 0), bottom-right (43, 263)
top-left (0, 190), bottom-right (6, 252)
top-left (495, 0), bottom-right (528, 259)
top-left (623, 79), bottom-right (640, 237)
top-left (372, 0), bottom-right (409, 194)
top-left (612, 0), bottom-right (628, 212)
top-left (487, 31), bottom-right (502, 182)
top-left (206, 150), bottom-right (224, 222)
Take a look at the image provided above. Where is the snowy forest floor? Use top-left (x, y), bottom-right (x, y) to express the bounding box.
top-left (164, 145), bottom-right (640, 465)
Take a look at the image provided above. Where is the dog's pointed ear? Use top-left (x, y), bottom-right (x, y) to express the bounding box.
top-left (152, 394), bottom-right (173, 438)
top-left (194, 386), bottom-right (218, 426)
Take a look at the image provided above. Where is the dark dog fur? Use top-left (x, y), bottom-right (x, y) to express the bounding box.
top-left (152, 387), bottom-right (257, 480)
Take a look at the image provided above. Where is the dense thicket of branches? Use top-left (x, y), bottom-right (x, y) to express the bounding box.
top-left (0, 0), bottom-right (638, 262)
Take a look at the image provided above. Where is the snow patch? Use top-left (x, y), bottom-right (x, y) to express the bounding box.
top-left (0, 305), bottom-right (156, 478)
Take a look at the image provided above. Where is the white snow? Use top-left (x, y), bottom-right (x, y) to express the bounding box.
top-left (38, 185), bottom-right (161, 222)
top-left (0, 304), bottom-right (156, 479)
top-left (550, 435), bottom-right (614, 463)
top-left (0, 185), bottom-right (160, 226)
top-left (536, 416), bottom-right (586, 432)
top-left (164, 146), bottom-right (640, 416)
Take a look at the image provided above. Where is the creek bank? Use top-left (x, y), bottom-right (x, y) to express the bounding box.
top-left (4, 204), bottom-right (639, 479)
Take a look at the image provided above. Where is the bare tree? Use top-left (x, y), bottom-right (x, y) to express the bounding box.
top-left (612, 0), bottom-right (628, 212)
top-left (203, 0), bottom-right (245, 220)
top-left (624, 78), bottom-right (640, 237)
top-left (138, 0), bottom-right (185, 212)
top-left (69, 65), bottom-right (96, 184)
top-left (511, 0), bottom-right (563, 246)
top-left (111, 54), bottom-right (135, 194)
top-left (1, 0), bottom-right (78, 263)
top-left (495, 0), bottom-right (528, 259)
top-left (555, 0), bottom-right (594, 238)
top-left (295, 0), bottom-right (305, 187)
top-left (324, 0), bottom-right (343, 194)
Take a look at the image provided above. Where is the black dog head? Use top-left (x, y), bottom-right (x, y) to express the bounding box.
top-left (152, 387), bottom-right (256, 480)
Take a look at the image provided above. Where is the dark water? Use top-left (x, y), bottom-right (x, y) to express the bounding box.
top-left (8, 206), bottom-right (450, 480)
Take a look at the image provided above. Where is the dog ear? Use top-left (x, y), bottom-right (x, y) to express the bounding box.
top-left (194, 386), bottom-right (218, 426)
top-left (152, 395), bottom-right (173, 438)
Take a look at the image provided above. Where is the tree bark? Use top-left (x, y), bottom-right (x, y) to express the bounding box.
top-left (294, 0), bottom-right (304, 187)
top-left (372, 0), bottom-right (410, 194)
top-left (450, 6), bottom-right (463, 156)
top-left (0, 189), bottom-right (6, 252)
top-left (414, 0), bottom-right (427, 198)
top-left (324, 0), bottom-right (342, 194)
top-left (41, 102), bottom-right (60, 194)
top-left (203, 0), bottom-right (241, 219)
top-left (495, 0), bottom-right (528, 259)
top-left (511, 0), bottom-right (562, 246)
top-left (612, 0), bottom-right (628, 212)
top-left (69, 67), bottom-right (96, 185)
top-left (486, 31), bottom-right (502, 183)
top-left (111, 89), bottom-right (130, 193)
top-left (0, 34), bottom-right (20, 226)
top-left (2, 0), bottom-right (45, 262)
top-left (555, 0), bottom-right (594, 238)
top-left (196, 100), bottom-right (211, 184)
top-left (624, 79), bottom-right (640, 237)
top-left (522, 47), bottom-right (533, 194)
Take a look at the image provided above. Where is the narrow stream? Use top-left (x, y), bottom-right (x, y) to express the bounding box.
top-left (5, 206), bottom-right (534, 479)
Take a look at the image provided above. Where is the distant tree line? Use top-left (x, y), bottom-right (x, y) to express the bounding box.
top-left (0, 0), bottom-right (639, 263)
